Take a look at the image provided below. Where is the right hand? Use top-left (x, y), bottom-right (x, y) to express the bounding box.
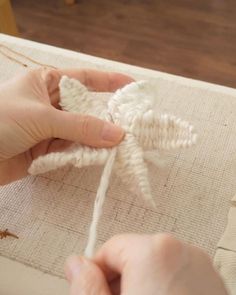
top-left (65, 234), bottom-right (228, 295)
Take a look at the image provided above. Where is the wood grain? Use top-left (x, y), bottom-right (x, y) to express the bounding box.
top-left (11, 0), bottom-right (236, 88)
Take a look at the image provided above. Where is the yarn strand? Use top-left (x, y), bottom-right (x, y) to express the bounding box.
top-left (0, 44), bottom-right (57, 69)
top-left (85, 148), bottom-right (117, 258)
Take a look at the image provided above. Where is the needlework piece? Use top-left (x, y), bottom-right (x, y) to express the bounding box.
top-left (1, 37), bottom-right (236, 282)
top-left (29, 77), bottom-right (197, 256)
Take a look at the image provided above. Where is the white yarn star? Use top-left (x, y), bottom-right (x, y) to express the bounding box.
top-left (29, 76), bottom-right (197, 257)
top-left (29, 76), bottom-right (197, 206)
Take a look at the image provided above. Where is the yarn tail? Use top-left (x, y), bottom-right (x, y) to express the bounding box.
top-left (85, 148), bottom-right (117, 258)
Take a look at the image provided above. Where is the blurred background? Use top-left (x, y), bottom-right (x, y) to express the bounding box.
top-left (1, 0), bottom-right (236, 88)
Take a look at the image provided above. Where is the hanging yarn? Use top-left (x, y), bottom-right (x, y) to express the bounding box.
top-left (29, 76), bottom-right (197, 257)
top-left (85, 148), bottom-right (117, 257)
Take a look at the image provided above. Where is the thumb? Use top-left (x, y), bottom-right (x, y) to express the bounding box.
top-left (48, 109), bottom-right (124, 148)
top-left (65, 256), bottom-right (112, 295)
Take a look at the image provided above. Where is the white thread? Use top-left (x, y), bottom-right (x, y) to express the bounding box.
top-left (85, 148), bottom-right (117, 258)
top-left (28, 76), bottom-right (197, 256)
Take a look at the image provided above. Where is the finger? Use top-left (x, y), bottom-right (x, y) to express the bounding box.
top-left (39, 67), bottom-right (134, 100)
top-left (58, 68), bottom-right (135, 92)
top-left (94, 234), bottom-right (178, 285)
top-left (65, 256), bottom-right (112, 295)
top-left (94, 234), bottom-right (191, 295)
top-left (94, 234), bottom-right (144, 278)
top-left (94, 234), bottom-right (228, 295)
top-left (47, 109), bottom-right (124, 147)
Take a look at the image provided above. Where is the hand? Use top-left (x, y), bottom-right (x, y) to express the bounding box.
top-left (0, 67), bottom-right (133, 185)
top-left (65, 234), bottom-right (227, 295)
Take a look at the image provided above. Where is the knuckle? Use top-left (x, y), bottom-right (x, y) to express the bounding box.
top-left (25, 67), bottom-right (46, 81)
top-left (42, 68), bottom-right (59, 83)
top-left (35, 66), bottom-right (57, 78)
top-left (24, 67), bottom-right (59, 93)
top-left (105, 234), bottom-right (131, 258)
top-left (28, 67), bottom-right (60, 93)
top-left (104, 234), bottom-right (151, 266)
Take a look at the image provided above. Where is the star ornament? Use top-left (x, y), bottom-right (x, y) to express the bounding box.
top-left (29, 76), bottom-right (197, 206)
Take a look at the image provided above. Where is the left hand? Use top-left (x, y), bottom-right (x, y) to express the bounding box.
top-left (0, 67), bottom-right (133, 185)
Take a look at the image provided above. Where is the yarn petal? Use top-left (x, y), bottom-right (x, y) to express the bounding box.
top-left (129, 111), bottom-right (197, 150)
top-left (59, 76), bottom-right (109, 119)
top-left (29, 145), bottom-right (109, 175)
top-left (115, 134), bottom-right (155, 207)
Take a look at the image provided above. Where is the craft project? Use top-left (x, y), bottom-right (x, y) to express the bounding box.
top-left (29, 76), bottom-right (197, 257)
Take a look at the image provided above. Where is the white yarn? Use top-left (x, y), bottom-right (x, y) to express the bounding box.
top-left (28, 76), bottom-right (197, 256)
top-left (28, 145), bottom-right (110, 174)
top-left (85, 148), bottom-right (117, 258)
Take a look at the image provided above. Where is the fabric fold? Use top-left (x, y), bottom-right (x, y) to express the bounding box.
top-left (215, 196), bottom-right (236, 294)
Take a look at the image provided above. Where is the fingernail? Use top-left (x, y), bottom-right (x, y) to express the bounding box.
top-left (66, 256), bottom-right (84, 280)
top-left (101, 123), bottom-right (124, 143)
